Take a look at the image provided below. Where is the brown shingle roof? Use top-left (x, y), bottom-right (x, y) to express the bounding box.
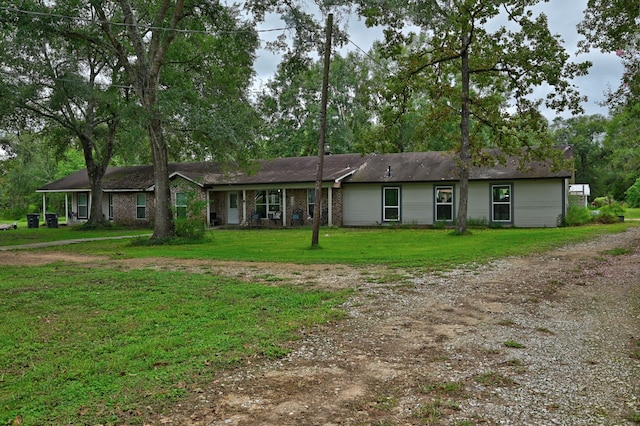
top-left (345, 148), bottom-right (573, 183)
top-left (37, 149), bottom-right (572, 192)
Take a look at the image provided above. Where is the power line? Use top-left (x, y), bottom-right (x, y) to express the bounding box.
top-left (0, 6), bottom-right (293, 35)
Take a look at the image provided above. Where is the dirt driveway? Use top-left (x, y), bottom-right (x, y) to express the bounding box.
top-left (2, 228), bottom-right (639, 425)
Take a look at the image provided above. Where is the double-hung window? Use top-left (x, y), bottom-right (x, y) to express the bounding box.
top-left (108, 193), bottom-right (113, 220)
top-left (491, 184), bottom-right (512, 222)
top-left (435, 186), bottom-right (454, 221)
top-left (176, 192), bottom-right (188, 219)
top-left (255, 190), bottom-right (281, 218)
top-left (307, 189), bottom-right (316, 218)
top-left (77, 193), bottom-right (88, 219)
top-left (136, 193), bottom-right (146, 219)
top-left (383, 187), bottom-right (400, 222)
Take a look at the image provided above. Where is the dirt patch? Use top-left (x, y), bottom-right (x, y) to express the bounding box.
top-left (3, 228), bottom-right (640, 425)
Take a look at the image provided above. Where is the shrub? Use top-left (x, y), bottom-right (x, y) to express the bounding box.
top-left (563, 205), bottom-right (592, 226)
top-left (593, 212), bottom-right (619, 224)
top-left (625, 178), bottom-right (640, 208)
top-left (174, 217), bottom-right (206, 240)
top-left (467, 216), bottom-right (488, 228)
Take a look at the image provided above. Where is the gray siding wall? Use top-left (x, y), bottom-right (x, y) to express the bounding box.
top-left (342, 184), bottom-right (382, 226)
top-left (343, 179), bottom-right (565, 227)
top-left (512, 179), bottom-right (564, 227)
top-left (401, 183), bottom-right (432, 225)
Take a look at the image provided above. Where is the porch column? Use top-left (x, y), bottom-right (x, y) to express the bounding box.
top-left (42, 193), bottom-right (46, 216)
top-left (206, 190), bottom-right (211, 227)
top-left (64, 193), bottom-right (69, 225)
top-left (328, 187), bottom-right (333, 226)
top-left (282, 188), bottom-right (287, 227)
top-left (242, 189), bottom-right (247, 225)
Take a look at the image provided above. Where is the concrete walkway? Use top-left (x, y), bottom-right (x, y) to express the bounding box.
top-left (0, 235), bottom-right (150, 251)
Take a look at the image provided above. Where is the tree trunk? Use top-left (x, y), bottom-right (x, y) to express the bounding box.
top-left (455, 31), bottom-right (471, 235)
top-left (79, 133), bottom-right (110, 227)
top-left (148, 114), bottom-right (174, 240)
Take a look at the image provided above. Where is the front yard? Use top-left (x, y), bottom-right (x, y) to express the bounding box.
top-left (1, 224), bottom-right (638, 425)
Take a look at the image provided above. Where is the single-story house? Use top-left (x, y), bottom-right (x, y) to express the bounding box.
top-left (36, 147), bottom-right (574, 228)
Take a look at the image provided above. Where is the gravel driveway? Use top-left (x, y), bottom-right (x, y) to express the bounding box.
top-left (143, 227), bottom-right (639, 425)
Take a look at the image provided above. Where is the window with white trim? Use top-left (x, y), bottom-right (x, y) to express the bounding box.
top-left (77, 193), bottom-right (88, 219)
top-left (435, 186), bottom-right (454, 221)
top-left (176, 192), bottom-right (187, 219)
top-left (491, 184), bottom-right (512, 222)
top-left (108, 193), bottom-right (113, 220)
top-left (383, 187), bottom-right (400, 222)
top-left (255, 190), bottom-right (281, 218)
top-left (307, 189), bottom-right (316, 218)
top-left (136, 193), bottom-right (146, 219)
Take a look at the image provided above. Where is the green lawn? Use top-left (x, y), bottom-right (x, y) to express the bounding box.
top-left (0, 223), bottom-right (637, 425)
top-left (624, 207), bottom-right (640, 219)
top-left (0, 223), bottom-right (151, 246)
top-left (0, 265), bottom-right (348, 425)
top-left (40, 223), bottom-right (636, 269)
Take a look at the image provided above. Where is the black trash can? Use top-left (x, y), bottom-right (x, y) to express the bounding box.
top-left (45, 213), bottom-right (59, 228)
top-left (27, 214), bottom-right (40, 228)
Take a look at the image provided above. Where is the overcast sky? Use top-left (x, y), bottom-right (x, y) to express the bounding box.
top-left (251, 0), bottom-right (624, 121)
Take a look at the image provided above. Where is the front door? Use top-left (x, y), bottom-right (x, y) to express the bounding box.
top-left (227, 192), bottom-right (239, 224)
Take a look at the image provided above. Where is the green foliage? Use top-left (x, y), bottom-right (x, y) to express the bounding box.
top-left (579, 0), bottom-right (640, 105)
top-left (563, 205), bottom-right (593, 226)
top-left (504, 340), bottom-right (526, 349)
top-left (257, 52), bottom-right (378, 157)
top-left (625, 178), bottom-right (640, 208)
top-left (0, 265), bottom-right (347, 425)
top-left (172, 191), bottom-right (207, 241)
top-left (551, 115), bottom-right (608, 197)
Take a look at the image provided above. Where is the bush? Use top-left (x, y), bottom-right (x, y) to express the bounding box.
top-left (625, 178), bottom-right (640, 208)
top-left (563, 205), bottom-right (593, 226)
top-left (174, 217), bottom-right (206, 240)
top-left (593, 212), bottom-right (619, 224)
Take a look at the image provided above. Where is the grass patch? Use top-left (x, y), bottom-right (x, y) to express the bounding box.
top-left (503, 340), bottom-right (526, 349)
top-left (628, 411), bottom-right (640, 423)
top-left (0, 265), bottom-right (348, 425)
top-left (15, 224), bottom-right (635, 270)
top-left (413, 398), bottom-right (460, 424)
top-left (0, 225), bottom-right (150, 247)
top-left (602, 247), bottom-right (634, 256)
top-left (419, 381), bottom-right (466, 398)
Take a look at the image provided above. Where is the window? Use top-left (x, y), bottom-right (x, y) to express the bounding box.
top-left (492, 184), bottom-right (512, 222)
top-left (108, 193), bottom-right (113, 220)
top-left (176, 192), bottom-right (187, 219)
top-left (77, 193), bottom-right (88, 219)
top-left (307, 189), bottom-right (316, 218)
top-left (255, 190), bottom-right (281, 218)
top-left (435, 186), bottom-right (454, 221)
top-left (383, 187), bottom-right (400, 222)
top-left (136, 193), bottom-right (146, 219)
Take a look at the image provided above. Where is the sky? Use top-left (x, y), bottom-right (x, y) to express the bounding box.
top-left (251, 0), bottom-right (624, 121)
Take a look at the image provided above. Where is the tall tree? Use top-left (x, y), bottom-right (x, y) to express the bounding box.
top-left (550, 115), bottom-right (608, 197)
top-left (602, 104), bottom-right (640, 200)
top-left (91, 0), bottom-right (259, 239)
top-left (340, 0), bottom-right (588, 233)
top-left (257, 51), bottom-right (378, 157)
top-left (0, 2), bottom-right (130, 227)
top-left (578, 0), bottom-right (640, 106)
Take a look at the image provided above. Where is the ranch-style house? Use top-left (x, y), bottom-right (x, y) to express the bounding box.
top-left (37, 147), bottom-right (574, 228)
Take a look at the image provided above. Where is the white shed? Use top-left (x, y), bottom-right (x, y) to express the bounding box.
top-left (569, 184), bottom-right (591, 207)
